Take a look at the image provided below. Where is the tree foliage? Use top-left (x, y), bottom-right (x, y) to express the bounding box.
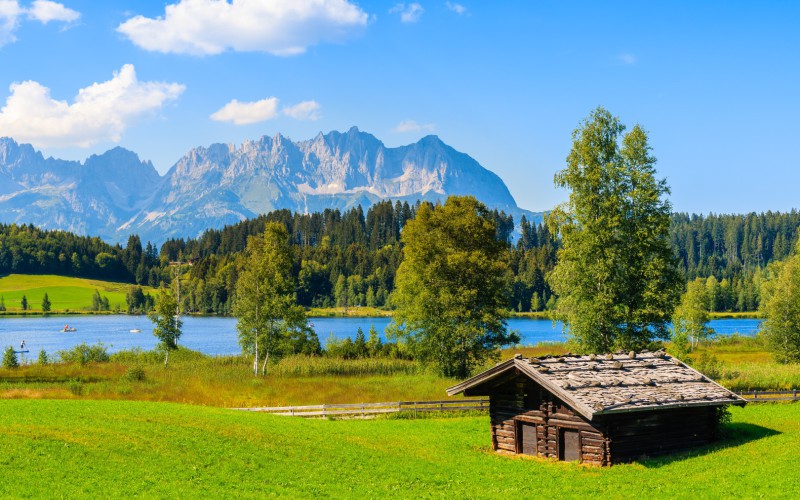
top-left (41, 292), bottom-right (51, 312)
top-left (149, 289), bottom-right (182, 365)
top-left (759, 240), bottom-right (800, 363)
top-left (2, 346), bottom-right (18, 368)
top-left (234, 222), bottom-right (317, 375)
top-left (548, 107), bottom-right (682, 353)
top-left (672, 277), bottom-right (715, 357)
top-left (391, 196), bottom-right (519, 378)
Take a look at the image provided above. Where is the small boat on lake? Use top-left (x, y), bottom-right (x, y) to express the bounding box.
top-left (130, 329), bottom-right (142, 333)
top-left (61, 325), bottom-right (77, 332)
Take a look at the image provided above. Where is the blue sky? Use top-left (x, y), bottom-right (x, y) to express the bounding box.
top-left (0, 1), bottom-right (798, 214)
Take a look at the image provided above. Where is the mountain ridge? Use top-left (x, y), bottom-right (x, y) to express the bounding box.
top-left (0, 129), bottom-right (541, 243)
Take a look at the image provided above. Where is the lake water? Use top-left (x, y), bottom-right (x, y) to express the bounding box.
top-left (0, 315), bottom-right (762, 358)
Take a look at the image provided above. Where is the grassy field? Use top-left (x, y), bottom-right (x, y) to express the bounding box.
top-left (0, 350), bottom-right (456, 407)
top-left (2, 336), bottom-right (796, 408)
top-left (0, 399), bottom-right (797, 497)
top-left (0, 274), bottom-right (155, 313)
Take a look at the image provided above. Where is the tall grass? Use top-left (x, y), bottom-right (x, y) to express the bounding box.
top-left (271, 355), bottom-right (423, 377)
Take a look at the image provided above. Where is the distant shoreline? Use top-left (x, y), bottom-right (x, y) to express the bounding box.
top-left (0, 308), bottom-right (763, 320)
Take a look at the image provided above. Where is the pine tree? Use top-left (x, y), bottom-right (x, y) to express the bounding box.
top-left (41, 293), bottom-right (51, 313)
top-left (20, 295), bottom-right (28, 311)
top-left (2, 346), bottom-right (18, 368)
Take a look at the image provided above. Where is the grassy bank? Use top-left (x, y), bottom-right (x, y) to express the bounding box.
top-left (0, 274), bottom-right (156, 314)
top-left (0, 399), bottom-right (797, 497)
top-left (0, 349), bottom-right (454, 407)
top-left (2, 336), bottom-right (796, 406)
top-left (306, 306), bottom-right (393, 317)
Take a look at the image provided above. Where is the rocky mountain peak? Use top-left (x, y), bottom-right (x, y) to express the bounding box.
top-left (0, 130), bottom-right (538, 243)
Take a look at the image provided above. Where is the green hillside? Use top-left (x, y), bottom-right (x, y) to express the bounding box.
top-left (0, 400), bottom-right (796, 497)
top-left (0, 274), bottom-right (155, 313)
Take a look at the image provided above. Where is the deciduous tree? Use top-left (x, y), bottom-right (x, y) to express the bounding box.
top-left (548, 107), bottom-right (682, 353)
top-left (391, 196), bottom-right (519, 378)
top-left (149, 288), bottom-right (182, 366)
top-left (759, 240), bottom-right (800, 363)
top-left (234, 222), bottom-right (311, 375)
top-left (672, 277), bottom-right (715, 356)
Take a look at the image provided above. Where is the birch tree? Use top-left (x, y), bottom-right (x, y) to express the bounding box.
top-left (548, 107), bottom-right (682, 353)
top-left (234, 222), bottom-right (309, 375)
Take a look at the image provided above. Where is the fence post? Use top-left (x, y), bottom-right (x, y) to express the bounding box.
top-left (361, 403), bottom-right (364, 418)
top-left (322, 403), bottom-right (326, 419)
top-left (794, 389), bottom-right (797, 401)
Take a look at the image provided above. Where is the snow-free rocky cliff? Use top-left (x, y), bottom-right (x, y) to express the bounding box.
top-left (0, 128), bottom-right (540, 243)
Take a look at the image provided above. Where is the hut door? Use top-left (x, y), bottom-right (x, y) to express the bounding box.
top-left (559, 429), bottom-right (580, 462)
top-left (518, 422), bottom-right (537, 456)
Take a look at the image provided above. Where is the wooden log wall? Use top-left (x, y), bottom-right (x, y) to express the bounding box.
top-left (605, 406), bottom-right (717, 464)
top-left (488, 376), bottom-right (610, 466)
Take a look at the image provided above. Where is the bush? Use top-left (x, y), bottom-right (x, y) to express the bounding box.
top-left (38, 349), bottom-right (49, 366)
top-left (68, 379), bottom-right (84, 396)
top-left (2, 346), bottom-right (19, 368)
top-left (693, 352), bottom-right (724, 380)
top-left (125, 366), bottom-right (146, 382)
top-left (57, 343), bottom-right (110, 365)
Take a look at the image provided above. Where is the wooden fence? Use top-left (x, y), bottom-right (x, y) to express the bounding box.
top-left (233, 390), bottom-right (799, 418)
top-left (232, 399), bottom-right (490, 418)
top-left (738, 390), bottom-right (800, 402)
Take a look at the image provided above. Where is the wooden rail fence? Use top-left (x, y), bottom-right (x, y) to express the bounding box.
top-left (232, 399), bottom-right (490, 418)
top-left (738, 390), bottom-right (800, 402)
top-left (231, 391), bottom-right (797, 418)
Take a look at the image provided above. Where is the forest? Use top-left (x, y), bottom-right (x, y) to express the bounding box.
top-left (1, 204), bottom-right (798, 315)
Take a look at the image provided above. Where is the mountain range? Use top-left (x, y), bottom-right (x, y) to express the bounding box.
top-left (0, 127), bottom-right (540, 244)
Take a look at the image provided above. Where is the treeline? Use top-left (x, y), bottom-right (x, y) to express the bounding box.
top-left (1, 206), bottom-right (798, 314)
top-left (671, 211), bottom-right (800, 311)
top-left (165, 201), bottom-right (520, 315)
top-left (0, 223), bottom-right (163, 285)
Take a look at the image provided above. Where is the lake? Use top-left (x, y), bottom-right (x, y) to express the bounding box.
top-left (0, 315), bottom-right (762, 358)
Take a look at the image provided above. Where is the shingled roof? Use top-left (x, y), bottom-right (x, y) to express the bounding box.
top-left (447, 350), bottom-right (746, 421)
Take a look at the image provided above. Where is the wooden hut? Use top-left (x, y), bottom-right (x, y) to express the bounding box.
top-left (447, 350), bottom-right (746, 466)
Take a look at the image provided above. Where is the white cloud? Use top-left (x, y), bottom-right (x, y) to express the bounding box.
top-left (394, 119), bottom-right (435, 133)
top-left (0, 1), bottom-right (80, 47)
top-left (390, 3), bottom-right (423, 23)
top-left (0, 0), bottom-right (22, 46)
top-left (211, 97), bottom-right (322, 124)
top-left (210, 97), bottom-right (280, 125)
top-left (28, 1), bottom-right (79, 24)
top-left (618, 53), bottom-right (637, 65)
top-left (0, 64), bottom-right (185, 148)
top-left (445, 2), bottom-right (466, 15)
top-left (117, 0), bottom-right (368, 56)
top-left (282, 100), bottom-right (321, 121)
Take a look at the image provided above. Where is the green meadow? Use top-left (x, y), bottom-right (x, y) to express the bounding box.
top-left (0, 399), bottom-right (797, 498)
top-left (0, 274), bottom-right (155, 313)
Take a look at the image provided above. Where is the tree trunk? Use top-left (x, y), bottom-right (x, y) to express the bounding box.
top-left (261, 349), bottom-right (269, 375)
top-left (164, 349), bottom-right (169, 367)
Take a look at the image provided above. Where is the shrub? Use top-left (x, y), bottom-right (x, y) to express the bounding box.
top-left (2, 346), bottom-right (19, 368)
top-left (68, 379), bottom-right (84, 396)
top-left (38, 349), bottom-right (49, 366)
top-left (125, 366), bottom-right (146, 382)
top-left (694, 352), bottom-right (724, 380)
top-left (57, 342), bottom-right (110, 365)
